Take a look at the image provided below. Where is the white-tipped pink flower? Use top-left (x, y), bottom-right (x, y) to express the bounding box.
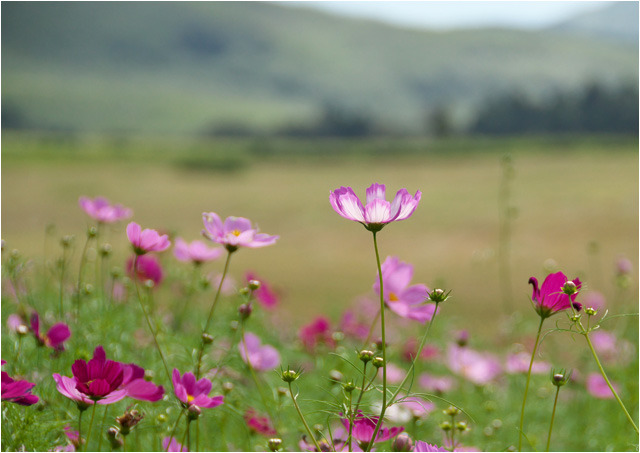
top-left (79, 196), bottom-right (132, 223)
top-left (330, 183), bottom-right (421, 231)
top-left (202, 213), bottom-right (278, 252)
top-left (126, 222), bottom-right (171, 255)
top-left (238, 332), bottom-right (280, 371)
top-left (173, 238), bottom-right (224, 264)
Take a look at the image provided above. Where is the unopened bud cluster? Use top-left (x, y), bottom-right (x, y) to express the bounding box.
top-left (428, 288), bottom-right (451, 303)
top-left (585, 307), bottom-right (598, 316)
top-left (267, 438), bottom-right (282, 452)
top-left (358, 349), bottom-right (375, 363)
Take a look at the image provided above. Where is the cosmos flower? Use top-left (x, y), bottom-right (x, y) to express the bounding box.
top-left (126, 254), bottom-right (164, 286)
top-left (528, 272), bottom-right (582, 319)
top-left (173, 238), bottom-right (224, 264)
top-left (505, 352), bottom-right (550, 374)
top-left (30, 312), bottom-right (71, 352)
top-left (245, 271), bottom-right (279, 308)
top-left (585, 373), bottom-right (618, 399)
top-left (172, 369), bottom-right (223, 409)
top-left (126, 222), bottom-right (171, 255)
top-left (1, 361), bottom-right (39, 406)
top-left (447, 344), bottom-right (501, 386)
top-left (202, 213), bottom-right (278, 252)
top-left (163, 437), bottom-right (188, 452)
top-left (413, 441), bottom-right (447, 452)
top-left (330, 183), bottom-right (421, 231)
top-left (244, 408), bottom-right (277, 436)
top-left (418, 373), bottom-right (456, 394)
top-left (299, 316), bottom-right (335, 351)
top-left (79, 196), bottom-right (132, 224)
top-left (374, 256), bottom-right (435, 323)
top-left (238, 333), bottom-right (281, 371)
top-left (342, 411), bottom-right (404, 449)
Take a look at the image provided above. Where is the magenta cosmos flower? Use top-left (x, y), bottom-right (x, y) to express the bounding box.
top-left (342, 411), bottom-right (404, 449)
top-left (30, 312), bottom-right (71, 351)
top-left (244, 408), bottom-right (277, 436)
top-left (172, 369), bottom-right (223, 410)
top-left (374, 256), bottom-right (435, 323)
top-left (529, 271), bottom-right (582, 319)
top-left (586, 373), bottom-right (618, 399)
top-left (414, 441), bottom-right (447, 452)
top-left (126, 254), bottom-right (164, 285)
top-left (174, 238), bottom-right (224, 264)
top-left (163, 437), bottom-right (188, 452)
top-left (202, 212), bottom-right (278, 252)
top-left (79, 196), bottom-right (132, 224)
top-left (126, 222), bottom-right (171, 255)
top-left (53, 346), bottom-right (164, 408)
top-left (245, 271), bottom-right (279, 309)
top-left (1, 361), bottom-right (39, 406)
top-left (330, 183), bottom-right (421, 231)
top-left (238, 333), bottom-right (281, 371)
top-left (299, 316), bottom-right (335, 352)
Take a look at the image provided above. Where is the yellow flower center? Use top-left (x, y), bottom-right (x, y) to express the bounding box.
top-left (388, 292), bottom-right (399, 302)
top-left (187, 394), bottom-right (195, 403)
top-left (231, 230), bottom-right (241, 237)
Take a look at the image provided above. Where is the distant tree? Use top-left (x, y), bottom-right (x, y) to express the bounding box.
top-left (427, 105), bottom-right (455, 138)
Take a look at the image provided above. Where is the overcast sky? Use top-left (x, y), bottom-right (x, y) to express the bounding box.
top-left (278, 1), bottom-right (613, 30)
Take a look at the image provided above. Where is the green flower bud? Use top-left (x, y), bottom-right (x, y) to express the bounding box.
top-left (202, 333), bottom-right (214, 344)
top-left (585, 307), bottom-right (598, 316)
top-left (358, 350), bottom-right (374, 363)
top-left (562, 281), bottom-right (578, 296)
top-left (267, 438), bottom-right (282, 452)
top-left (343, 381), bottom-right (356, 393)
top-left (87, 227), bottom-right (98, 238)
top-left (440, 421), bottom-right (452, 431)
top-left (444, 406), bottom-right (461, 417)
top-left (428, 288), bottom-right (451, 303)
top-left (248, 280), bottom-right (261, 291)
top-left (281, 369), bottom-right (300, 383)
top-left (372, 357), bottom-right (385, 368)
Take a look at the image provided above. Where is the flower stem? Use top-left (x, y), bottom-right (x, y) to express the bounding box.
top-left (288, 382), bottom-right (323, 452)
top-left (76, 232), bottom-right (93, 318)
top-left (545, 386), bottom-right (560, 451)
top-left (97, 405), bottom-right (109, 451)
top-left (78, 408), bottom-right (84, 452)
top-left (518, 317), bottom-right (545, 452)
top-left (167, 410), bottom-right (185, 452)
top-left (584, 332), bottom-right (639, 434)
top-left (59, 246), bottom-right (69, 318)
top-left (366, 231), bottom-right (387, 452)
top-left (133, 255), bottom-right (172, 383)
top-left (195, 251), bottom-right (233, 378)
top-left (362, 309), bottom-right (381, 349)
top-left (86, 403), bottom-right (97, 452)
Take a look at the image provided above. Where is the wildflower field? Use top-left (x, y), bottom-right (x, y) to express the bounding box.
top-left (1, 134), bottom-right (638, 452)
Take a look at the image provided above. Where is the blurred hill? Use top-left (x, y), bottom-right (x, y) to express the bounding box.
top-left (1, 1), bottom-right (637, 136)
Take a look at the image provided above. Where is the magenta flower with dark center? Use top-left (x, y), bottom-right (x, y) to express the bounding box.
top-left (30, 312), bottom-right (71, 351)
top-left (174, 238), bottom-right (224, 264)
top-left (529, 272), bottom-right (582, 319)
top-left (1, 361), bottom-right (39, 406)
top-left (330, 183), bottom-right (421, 232)
top-left (238, 333), bottom-right (281, 371)
top-left (79, 196), bottom-right (132, 224)
top-left (373, 256), bottom-right (435, 323)
top-left (172, 369), bottom-right (224, 409)
top-left (126, 222), bottom-right (171, 255)
top-left (126, 254), bottom-right (164, 286)
top-left (342, 411), bottom-right (404, 449)
top-left (202, 212), bottom-right (278, 252)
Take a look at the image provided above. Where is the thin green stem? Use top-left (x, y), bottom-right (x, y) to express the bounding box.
top-left (133, 255), bottom-right (172, 383)
top-left (362, 309), bottom-right (381, 349)
top-left (78, 409), bottom-right (84, 452)
top-left (545, 386), bottom-right (560, 452)
top-left (180, 420), bottom-right (189, 453)
top-left (288, 382), bottom-right (323, 452)
top-left (86, 403), bottom-right (98, 452)
top-left (518, 317), bottom-right (545, 452)
top-left (365, 231), bottom-right (387, 452)
top-left (584, 332), bottom-right (639, 434)
top-left (195, 251), bottom-right (233, 378)
top-left (97, 405), bottom-right (109, 451)
top-left (76, 233), bottom-right (92, 318)
top-left (59, 247), bottom-right (68, 317)
top-left (347, 367), bottom-right (379, 450)
top-left (187, 419), bottom-right (191, 452)
top-left (389, 302), bottom-right (440, 405)
top-left (167, 410), bottom-right (185, 452)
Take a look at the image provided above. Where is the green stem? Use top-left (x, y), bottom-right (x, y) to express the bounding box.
top-left (97, 405), bottom-right (108, 452)
top-left (288, 382), bottom-right (323, 452)
top-left (180, 420), bottom-right (189, 453)
top-left (362, 309), bottom-right (381, 349)
top-left (389, 302), bottom-right (440, 405)
top-left (584, 332), bottom-right (639, 434)
top-left (545, 386), bottom-right (560, 451)
top-left (195, 251), bottom-right (233, 378)
top-left (518, 317), bottom-right (545, 452)
top-left (347, 367), bottom-right (379, 450)
top-left (167, 410), bottom-right (185, 452)
top-left (59, 246), bottom-right (68, 318)
top-left (76, 233), bottom-right (92, 318)
top-left (86, 403), bottom-right (97, 451)
top-left (78, 409), bottom-right (84, 452)
top-left (133, 255), bottom-right (172, 383)
top-left (365, 231), bottom-right (387, 452)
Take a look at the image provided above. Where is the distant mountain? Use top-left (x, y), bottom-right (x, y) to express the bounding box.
top-left (1, 2), bottom-right (637, 135)
top-left (548, 2), bottom-right (639, 43)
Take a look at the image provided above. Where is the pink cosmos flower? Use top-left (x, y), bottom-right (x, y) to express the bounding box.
top-left (616, 256), bottom-right (633, 275)
top-left (79, 196), bottom-right (132, 224)
top-left (1, 361), bottom-right (39, 406)
top-left (505, 352), bottom-right (550, 374)
top-left (7, 314), bottom-right (27, 334)
top-left (299, 316), bottom-right (335, 352)
top-left (126, 254), bottom-right (164, 285)
top-left (403, 338), bottom-right (439, 362)
top-left (202, 212), bottom-right (278, 252)
top-left (30, 312), bottom-right (71, 352)
top-left (173, 238), bottom-right (224, 264)
top-left (528, 272), bottom-right (582, 319)
top-left (342, 411), bottom-right (404, 449)
top-left (585, 373), bottom-right (618, 399)
top-left (163, 437), bottom-right (188, 452)
top-left (126, 222), bottom-right (171, 255)
top-left (172, 369), bottom-right (224, 409)
top-left (418, 373), bottom-right (456, 394)
top-left (414, 441), bottom-right (447, 452)
top-left (244, 408), bottom-right (277, 436)
top-left (238, 332), bottom-right (281, 371)
top-left (54, 426), bottom-right (80, 452)
top-left (299, 427), bottom-right (362, 452)
top-left (245, 271), bottom-right (279, 308)
top-left (379, 394), bottom-right (435, 423)
top-left (339, 309), bottom-right (371, 341)
top-left (374, 256), bottom-right (435, 323)
top-left (447, 344), bottom-right (501, 386)
top-left (582, 291), bottom-right (606, 311)
top-left (330, 183), bottom-right (421, 231)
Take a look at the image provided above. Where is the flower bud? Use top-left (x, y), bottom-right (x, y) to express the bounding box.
top-left (199, 277), bottom-right (211, 290)
top-left (267, 438), bottom-right (282, 452)
top-left (332, 331), bottom-right (345, 343)
top-left (329, 370), bottom-right (343, 383)
top-left (187, 405), bottom-right (201, 421)
top-left (230, 320), bottom-right (239, 331)
top-left (343, 381), bottom-right (356, 393)
top-left (248, 280), bottom-right (261, 291)
top-left (456, 421), bottom-right (469, 432)
top-left (222, 382), bottom-right (234, 394)
top-left (281, 369), bottom-right (300, 383)
top-left (372, 357), bottom-right (385, 368)
top-left (144, 370), bottom-right (154, 381)
top-left (144, 279), bottom-right (155, 289)
top-left (202, 333), bottom-right (214, 344)
top-left (100, 244), bottom-right (112, 257)
top-left (107, 427), bottom-right (123, 449)
top-left (60, 235), bottom-right (75, 248)
top-left (16, 324), bottom-right (29, 336)
top-left (238, 303), bottom-right (252, 320)
top-left (10, 249), bottom-right (20, 259)
top-left (444, 406), bottom-right (461, 417)
top-left (550, 368), bottom-right (572, 387)
top-left (111, 267), bottom-right (123, 279)
top-left (440, 421), bottom-right (452, 431)
top-left (562, 281), bottom-right (578, 296)
top-left (569, 314), bottom-right (581, 323)
top-left (82, 283), bottom-right (94, 296)
top-left (87, 227), bottom-right (98, 238)
top-left (358, 350), bottom-right (374, 363)
top-left (392, 433), bottom-right (413, 452)
top-left (492, 419), bottom-right (502, 430)
top-left (116, 409), bottom-right (144, 436)
top-left (585, 307), bottom-right (598, 316)
top-left (428, 288), bottom-right (450, 303)
top-left (456, 330), bottom-right (469, 347)
top-left (277, 387), bottom-right (288, 397)
top-left (239, 287), bottom-right (250, 297)
top-left (156, 414), bottom-right (167, 424)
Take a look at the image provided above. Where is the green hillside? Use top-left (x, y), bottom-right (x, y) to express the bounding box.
top-left (2, 2), bottom-right (637, 135)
